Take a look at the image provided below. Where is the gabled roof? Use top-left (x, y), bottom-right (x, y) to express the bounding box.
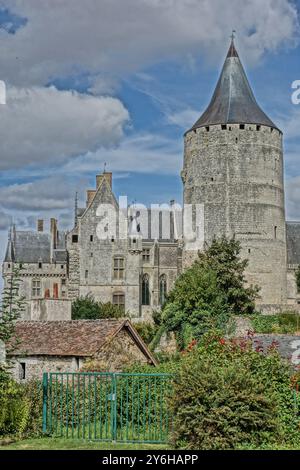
top-left (3, 230), bottom-right (67, 263)
top-left (188, 39), bottom-right (278, 132)
top-left (8, 319), bottom-right (157, 365)
top-left (80, 174), bottom-right (119, 221)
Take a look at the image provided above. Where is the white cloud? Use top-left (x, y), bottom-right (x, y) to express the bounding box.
top-left (0, 175), bottom-right (78, 211)
top-left (0, 0), bottom-right (298, 89)
top-left (62, 133), bottom-right (182, 176)
top-left (0, 85), bottom-right (129, 170)
top-left (0, 211), bottom-right (12, 230)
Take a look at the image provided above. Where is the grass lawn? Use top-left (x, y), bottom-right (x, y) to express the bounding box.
top-left (0, 437), bottom-right (170, 450)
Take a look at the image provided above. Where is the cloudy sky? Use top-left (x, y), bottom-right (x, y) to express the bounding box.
top-left (0, 0), bottom-right (300, 266)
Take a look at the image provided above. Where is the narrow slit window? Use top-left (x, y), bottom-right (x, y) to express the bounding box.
top-left (19, 362), bottom-right (26, 380)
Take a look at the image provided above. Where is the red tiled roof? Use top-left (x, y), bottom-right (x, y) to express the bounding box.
top-left (8, 319), bottom-right (156, 364)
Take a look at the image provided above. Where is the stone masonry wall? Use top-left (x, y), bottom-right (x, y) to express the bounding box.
top-left (182, 123), bottom-right (287, 307)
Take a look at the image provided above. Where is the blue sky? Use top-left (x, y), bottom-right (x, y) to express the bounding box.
top-left (0, 0), bottom-right (299, 265)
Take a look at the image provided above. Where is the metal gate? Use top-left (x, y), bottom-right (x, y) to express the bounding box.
top-left (42, 372), bottom-right (172, 443)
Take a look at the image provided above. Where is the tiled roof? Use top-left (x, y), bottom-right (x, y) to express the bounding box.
top-left (8, 319), bottom-right (157, 364)
top-left (4, 230), bottom-right (67, 263)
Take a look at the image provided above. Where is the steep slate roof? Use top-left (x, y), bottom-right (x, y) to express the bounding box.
top-left (286, 222), bottom-right (300, 265)
top-left (4, 230), bottom-right (67, 263)
top-left (8, 319), bottom-right (157, 365)
top-left (189, 39), bottom-right (278, 132)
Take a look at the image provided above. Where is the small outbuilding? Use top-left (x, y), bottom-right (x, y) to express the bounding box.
top-left (8, 319), bottom-right (157, 381)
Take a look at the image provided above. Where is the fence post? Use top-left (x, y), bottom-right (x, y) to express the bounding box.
top-left (111, 373), bottom-right (117, 442)
top-left (42, 372), bottom-right (48, 433)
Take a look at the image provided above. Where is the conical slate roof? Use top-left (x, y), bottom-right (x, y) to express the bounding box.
top-left (189, 40), bottom-right (278, 132)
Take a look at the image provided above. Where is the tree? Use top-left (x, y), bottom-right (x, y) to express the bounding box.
top-left (198, 237), bottom-right (259, 314)
top-left (156, 237), bottom-right (259, 349)
top-left (0, 267), bottom-right (26, 354)
top-left (72, 294), bottom-right (124, 320)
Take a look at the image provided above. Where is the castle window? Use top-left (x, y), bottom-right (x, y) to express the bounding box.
top-left (72, 234), bottom-right (78, 243)
top-left (111, 237), bottom-right (115, 242)
top-left (8, 263), bottom-right (10, 268)
top-left (32, 279), bottom-right (41, 297)
top-left (239, 124), bottom-right (245, 130)
top-left (19, 362), bottom-right (26, 380)
top-left (19, 263), bottom-right (23, 269)
top-left (61, 265), bottom-right (64, 269)
top-left (112, 293), bottom-right (125, 313)
top-left (113, 257), bottom-right (124, 280)
top-left (38, 262), bottom-right (42, 269)
top-left (211, 177), bottom-right (214, 182)
top-left (256, 125), bottom-right (261, 131)
top-left (248, 249), bottom-right (251, 254)
top-left (274, 226), bottom-right (277, 239)
top-left (62, 279), bottom-right (66, 286)
top-left (205, 126), bottom-right (209, 132)
top-left (159, 274), bottom-right (167, 305)
top-left (221, 125), bottom-right (227, 130)
top-left (142, 249), bottom-right (150, 262)
top-left (142, 274), bottom-right (150, 306)
top-left (53, 283), bottom-right (58, 299)
top-left (90, 235), bottom-right (93, 242)
top-left (85, 269), bottom-right (88, 279)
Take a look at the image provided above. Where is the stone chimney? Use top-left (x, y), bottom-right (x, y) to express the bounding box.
top-left (86, 190), bottom-right (96, 207)
top-left (96, 172), bottom-right (112, 189)
top-left (50, 218), bottom-right (58, 263)
top-left (37, 219), bottom-right (44, 232)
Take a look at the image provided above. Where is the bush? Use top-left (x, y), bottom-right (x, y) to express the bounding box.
top-left (251, 313), bottom-right (300, 334)
top-left (134, 322), bottom-right (159, 346)
top-left (72, 294), bottom-right (124, 319)
top-left (21, 379), bottom-right (43, 437)
top-left (0, 368), bottom-right (31, 436)
top-left (169, 332), bottom-right (300, 450)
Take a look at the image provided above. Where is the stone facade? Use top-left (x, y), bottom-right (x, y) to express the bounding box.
top-left (2, 39), bottom-right (300, 318)
top-left (8, 319), bottom-right (156, 381)
top-left (183, 123), bottom-right (287, 306)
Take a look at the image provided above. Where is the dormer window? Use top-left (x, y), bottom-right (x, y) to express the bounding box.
top-left (38, 262), bottom-right (42, 269)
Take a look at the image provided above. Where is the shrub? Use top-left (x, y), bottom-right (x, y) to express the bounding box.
top-left (134, 322), bottom-right (159, 346)
top-left (72, 294), bottom-right (124, 319)
top-left (251, 313), bottom-right (300, 334)
top-left (0, 367), bottom-right (31, 436)
top-left (169, 332), bottom-right (300, 450)
top-left (21, 379), bottom-right (43, 437)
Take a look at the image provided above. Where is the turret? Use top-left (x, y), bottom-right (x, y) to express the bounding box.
top-left (182, 38), bottom-right (287, 307)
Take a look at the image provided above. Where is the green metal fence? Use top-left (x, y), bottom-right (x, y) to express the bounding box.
top-left (42, 372), bottom-right (172, 443)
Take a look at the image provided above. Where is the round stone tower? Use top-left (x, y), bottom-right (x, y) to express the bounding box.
top-left (182, 39), bottom-right (287, 307)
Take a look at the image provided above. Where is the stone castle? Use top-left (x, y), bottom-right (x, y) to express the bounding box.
top-left (2, 39), bottom-right (300, 321)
